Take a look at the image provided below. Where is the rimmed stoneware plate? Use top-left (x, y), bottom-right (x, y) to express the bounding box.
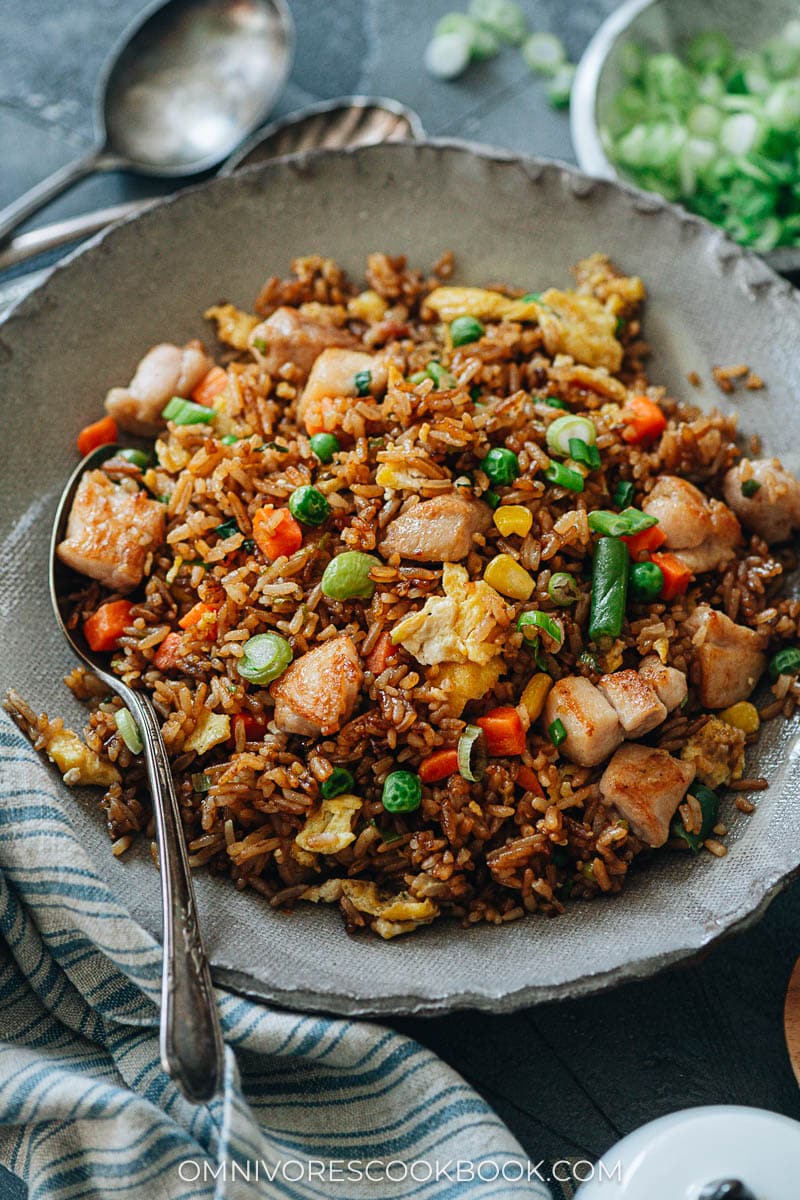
top-left (2, 140), bottom-right (800, 1016)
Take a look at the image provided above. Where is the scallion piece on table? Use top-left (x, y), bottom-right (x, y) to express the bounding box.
top-left (588, 537), bottom-right (629, 642)
top-left (521, 31), bottom-right (565, 76)
top-left (543, 461), bottom-right (584, 492)
top-left (457, 724), bottom-right (488, 782)
top-left (424, 30), bottom-right (472, 79)
top-left (161, 396), bottom-right (215, 425)
top-left (435, 14), bottom-right (500, 61)
top-left (115, 708), bottom-right (143, 755)
top-left (469, 0), bottom-right (528, 45)
top-left (587, 507), bottom-right (658, 537)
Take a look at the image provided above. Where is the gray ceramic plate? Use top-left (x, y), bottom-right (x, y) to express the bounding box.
top-left (2, 140), bottom-right (800, 1016)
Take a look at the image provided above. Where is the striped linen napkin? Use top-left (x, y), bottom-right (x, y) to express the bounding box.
top-left (0, 712), bottom-right (551, 1200)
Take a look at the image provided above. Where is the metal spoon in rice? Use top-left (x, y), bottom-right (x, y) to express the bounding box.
top-left (49, 445), bottom-right (225, 1104)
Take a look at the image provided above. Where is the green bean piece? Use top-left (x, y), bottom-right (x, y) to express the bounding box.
top-left (589, 537), bottom-right (629, 641)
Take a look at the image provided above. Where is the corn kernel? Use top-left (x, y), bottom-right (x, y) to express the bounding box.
top-left (520, 673), bottom-right (552, 722)
top-left (347, 289), bottom-right (388, 324)
top-left (493, 504), bottom-right (533, 538)
top-left (483, 553), bottom-right (534, 600)
top-left (718, 701), bottom-right (760, 734)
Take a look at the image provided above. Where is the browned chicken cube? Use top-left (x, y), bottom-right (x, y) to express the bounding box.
top-left (105, 342), bottom-right (211, 436)
top-left (685, 605), bottom-right (767, 709)
top-left (544, 676), bottom-right (623, 767)
top-left (249, 307), bottom-right (356, 381)
top-left (600, 743), bottom-right (696, 847)
top-left (638, 655), bottom-right (688, 712)
top-left (597, 670), bottom-right (667, 737)
top-left (723, 458), bottom-right (800, 544)
top-left (379, 493), bottom-right (493, 563)
top-left (271, 634), bottom-right (363, 737)
top-left (299, 347), bottom-right (386, 421)
top-left (56, 470), bottom-right (165, 593)
top-left (642, 475), bottom-right (741, 573)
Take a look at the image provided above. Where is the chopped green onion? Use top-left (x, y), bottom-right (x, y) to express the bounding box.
top-left (469, 384), bottom-right (483, 402)
top-left (321, 767), bottom-right (355, 799)
top-left (469, 0), bottom-right (528, 45)
top-left (543, 396), bottom-right (567, 409)
top-left (522, 31), bottom-right (565, 76)
top-left (629, 560), bottom-right (665, 603)
top-left (289, 485), bottom-right (331, 527)
top-left (424, 30), bottom-right (472, 79)
top-left (589, 537), bottom-right (629, 642)
top-left (741, 478), bottom-right (762, 498)
top-left (161, 396), bottom-right (215, 425)
top-left (522, 291), bottom-right (542, 303)
top-left (237, 632), bottom-right (293, 685)
top-left (547, 63), bottom-right (575, 110)
top-left (427, 361), bottom-right (457, 389)
top-left (543, 461), bottom-right (584, 492)
top-left (117, 448), bottom-right (151, 470)
top-left (450, 315), bottom-right (485, 345)
top-left (517, 610), bottom-right (564, 651)
top-left (670, 783), bottom-right (720, 852)
top-left (434, 13), bottom-right (500, 61)
top-left (252, 336), bottom-right (267, 352)
top-left (310, 432), bottom-right (340, 462)
top-left (408, 370), bottom-right (430, 385)
top-left (192, 772), bottom-right (211, 793)
top-left (484, 489), bottom-right (501, 509)
top-left (381, 770), bottom-right (422, 813)
top-left (457, 724), bottom-right (487, 782)
top-left (220, 434), bottom-right (238, 445)
top-left (587, 507), bottom-right (658, 537)
top-left (481, 446), bottom-right (520, 486)
top-left (115, 708), bottom-right (143, 755)
top-left (321, 551), bottom-right (378, 600)
top-left (548, 572), bottom-right (580, 606)
top-left (548, 718), bottom-right (567, 747)
top-left (769, 647), bottom-right (800, 680)
top-left (613, 480), bottom-right (635, 507)
top-left (569, 437), bottom-right (601, 469)
top-left (354, 369), bottom-right (372, 397)
top-left (214, 517), bottom-right (240, 539)
top-left (546, 414), bottom-right (597, 457)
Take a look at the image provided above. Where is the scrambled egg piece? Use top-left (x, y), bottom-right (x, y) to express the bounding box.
top-left (184, 711), bottom-right (231, 756)
top-left (45, 728), bottom-right (120, 787)
top-left (574, 252), bottom-right (646, 315)
top-left (424, 287), bottom-right (539, 323)
top-left (550, 359), bottom-right (629, 403)
top-left (391, 563), bottom-right (509, 667)
top-left (681, 717), bottom-right (745, 789)
top-left (347, 289), bottom-right (388, 323)
top-left (295, 794), bottom-right (362, 855)
top-left (537, 289), bottom-right (623, 372)
top-left (204, 303), bottom-right (259, 350)
top-left (301, 878), bottom-right (438, 939)
top-left (437, 660), bottom-right (504, 718)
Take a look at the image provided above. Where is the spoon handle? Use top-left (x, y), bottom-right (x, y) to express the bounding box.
top-left (130, 694), bottom-right (225, 1102)
top-left (0, 146), bottom-right (106, 245)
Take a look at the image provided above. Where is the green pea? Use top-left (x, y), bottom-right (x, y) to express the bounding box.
top-left (426, 361), bottom-right (457, 389)
top-left (237, 633), bottom-right (293, 685)
top-left (309, 432), bottom-right (340, 463)
top-left (480, 446), bottom-right (520, 486)
top-left (321, 767), bottom-right (355, 799)
top-left (288, 485), bottom-right (331, 527)
top-left (321, 551), bottom-right (379, 601)
top-left (382, 770), bottom-right (422, 813)
top-left (450, 315), bottom-right (485, 346)
top-left (629, 560), bottom-right (665, 603)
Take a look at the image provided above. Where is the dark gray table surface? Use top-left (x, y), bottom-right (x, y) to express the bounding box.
top-left (2, 1), bottom-right (800, 1195)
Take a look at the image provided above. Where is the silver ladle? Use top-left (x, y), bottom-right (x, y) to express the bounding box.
top-left (50, 445), bottom-right (225, 1103)
top-left (0, 0), bottom-right (293, 244)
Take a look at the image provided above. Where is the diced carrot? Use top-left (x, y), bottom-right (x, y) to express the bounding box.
top-left (476, 706), bottom-right (526, 757)
top-left (77, 415), bottom-right (118, 457)
top-left (516, 764), bottom-right (544, 797)
top-left (234, 712), bottom-right (268, 742)
top-left (153, 631), bottom-right (183, 671)
top-left (365, 631), bottom-right (397, 676)
top-left (650, 552), bottom-right (693, 601)
top-left (191, 365), bottom-right (228, 407)
top-left (418, 749), bottom-right (459, 784)
top-left (620, 395), bottom-right (667, 445)
top-left (621, 524), bottom-right (667, 561)
top-left (252, 506), bottom-right (303, 560)
top-left (303, 394), bottom-right (349, 437)
top-left (178, 601), bottom-right (218, 631)
top-left (83, 599), bottom-right (134, 652)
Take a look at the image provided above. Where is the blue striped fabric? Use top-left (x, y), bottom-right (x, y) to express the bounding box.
top-left (0, 715), bottom-right (549, 1199)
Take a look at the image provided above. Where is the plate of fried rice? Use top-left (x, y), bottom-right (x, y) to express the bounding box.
top-left (3, 141), bottom-right (800, 1014)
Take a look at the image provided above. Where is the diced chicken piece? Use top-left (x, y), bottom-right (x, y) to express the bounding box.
top-left (685, 605), bottom-right (767, 709)
top-left (642, 475), bottom-right (741, 573)
top-left (56, 470), bottom-right (165, 593)
top-left (271, 634), bottom-right (363, 737)
top-left (299, 347), bottom-right (386, 423)
top-left (638, 655), bottom-right (688, 712)
top-left (379, 494), bottom-right (492, 563)
top-left (597, 670), bottom-right (667, 737)
top-left (544, 676), bottom-right (623, 767)
top-left (722, 458), bottom-right (800, 544)
top-left (105, 342), bottom-right (211, 436)
top-left (600, 743), bottom-right (695, 847)
top-left (249, 306), bottom-right (356, 381)
top-left (681, 717), bottom-right (745, 789)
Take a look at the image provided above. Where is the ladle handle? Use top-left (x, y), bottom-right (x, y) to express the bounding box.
top-left (0, 145), bottom-right (107, 244)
